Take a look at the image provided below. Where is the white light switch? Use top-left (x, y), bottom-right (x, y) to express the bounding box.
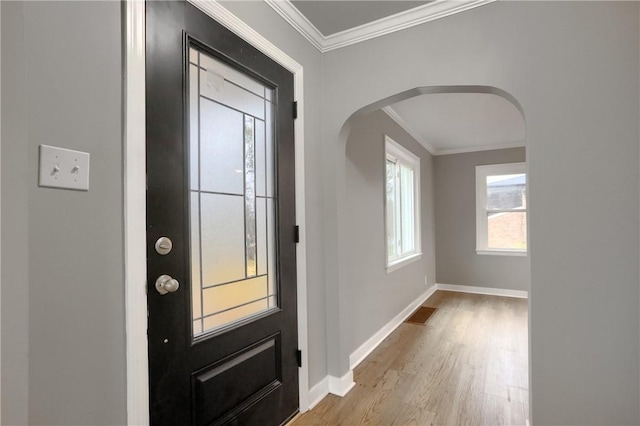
top-left (39, 145), bottom-right (90, 191)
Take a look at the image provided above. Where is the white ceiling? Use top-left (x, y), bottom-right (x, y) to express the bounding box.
top-left (386, 93), bottom-right (526, 155)
top-left (266, 0), bottom-right (523, 155)
top-left (290, 1), bottom-right (429, 36)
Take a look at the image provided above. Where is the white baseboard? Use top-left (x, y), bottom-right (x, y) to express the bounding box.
top-left (305, 370), bottom-right (355, 410)
top-left (436, 283), bottom-right (528, 299)
top-left (349, 284), bottom-right (437, 370)
top-left (307, 377), bottom-right (329, 410)
top-left (328, 370), bottom-right (356, 397)
top-left (306, 282), bottom-right (436, 409)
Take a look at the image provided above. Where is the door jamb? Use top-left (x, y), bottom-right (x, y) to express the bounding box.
top-left (123, 1), bottom-right (310, 424)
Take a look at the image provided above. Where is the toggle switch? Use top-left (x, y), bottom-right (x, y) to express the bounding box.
top-left (39, 145), bottom-right (90, 191)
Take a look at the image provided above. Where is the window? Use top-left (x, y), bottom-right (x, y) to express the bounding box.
top-left (476, 162), bottom-right (527, 256)
top-left (385, 136), bottom-right (421, 271)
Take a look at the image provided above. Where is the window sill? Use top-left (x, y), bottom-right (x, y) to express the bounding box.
top-left (476, 249), bottom-right (527, 257)
top-left (386, 252), bottom-right (422, 273)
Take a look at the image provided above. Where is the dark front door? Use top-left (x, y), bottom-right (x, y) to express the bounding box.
top-left (146, 2), bottom-right (298, 425)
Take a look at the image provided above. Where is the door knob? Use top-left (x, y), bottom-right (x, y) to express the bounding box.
top-left (155, 275), bottom-right (180, 295)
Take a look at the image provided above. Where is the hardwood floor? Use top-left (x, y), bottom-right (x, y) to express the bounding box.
top-left (293, 291), bottom-right (529, 426)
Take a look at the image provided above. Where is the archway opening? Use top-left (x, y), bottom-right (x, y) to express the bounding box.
top-left (326, 85), bottom-right (530, 422)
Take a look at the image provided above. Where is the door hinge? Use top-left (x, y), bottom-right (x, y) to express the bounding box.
top-left (293, 101), bottom-right (298, 120)
top-left (296, 349), bottom-right (302, 368)
top-left (294, 225), bottom-right (300, 243)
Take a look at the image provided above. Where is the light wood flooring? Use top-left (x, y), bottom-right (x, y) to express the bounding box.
top-left (293, 291), bottom-right (529, 426)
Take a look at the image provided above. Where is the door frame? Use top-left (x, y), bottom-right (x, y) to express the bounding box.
top-left (123, 1), bottom-right (309, 424)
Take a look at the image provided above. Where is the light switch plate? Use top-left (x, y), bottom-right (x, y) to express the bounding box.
top-left (39, 145), bottom-right (90, 191)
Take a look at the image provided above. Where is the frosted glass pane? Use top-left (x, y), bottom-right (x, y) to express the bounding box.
top-left (199, 52), bottom-right (265, 98)
top-left (202, 299), bottom-right (269, 333)
top-left (193, 320), bottom-right (202, 335)
top-left (190, 49), bottom-right (281, 339)
top-left (200, 68), bottom-right (265, 120)
top-left (488, 211), bottom-right (527, 250)
top-left (255, 119), bottom-right (266, 197)
top-left (267, 198), bottom-right (277, 298)
top-left (266, 102), bottom-right (275, 197)
top-left (191, 193), bottom-right (202, 320)
top-left (202, 276), bottom-right (268, 316)
top-left (200, 100), bottom-right (244, 195)
top-left (487, 174), bottom-right (526, 210)
top-left (400, 164), bottom-right (415, 253)
top-left (245, 116), bottom-right (257, 277)
top-left (257, 198), bottom-right (267, 276)
top-left (189, 64), bottom-right (199, 190)
top-left (201, 193), bottom-right (245, 286)
top-left (189, 48), bottom-right (198, 65)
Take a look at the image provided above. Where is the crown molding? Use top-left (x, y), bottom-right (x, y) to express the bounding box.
top-left (436, 141), bottom-right (525, 156)
top-left (264, 0), bottom-right (325, 51)
top-left (265, 0), bottom-right (497, 53)
top-left (382, 106), bottom-right (525, 156)
top-left (382, 106), bottom-right (436, 155)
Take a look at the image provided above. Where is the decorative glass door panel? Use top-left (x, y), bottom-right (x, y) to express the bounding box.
top-left (189, 47), bottom-right (277, 338)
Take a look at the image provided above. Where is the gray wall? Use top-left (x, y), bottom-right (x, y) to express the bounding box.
top-left (435, 147), bottom-right (529, 291)
top-left (321, 2), bottom-right (639, 424)
top-left (345, 110), bottom-right (436, 353)
top-left (1, 2), bottom-right (30, 423)
top-left (1, 2), bottom-right (126, 424)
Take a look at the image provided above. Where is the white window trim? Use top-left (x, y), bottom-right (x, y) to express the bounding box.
top-left (476, 162), bottom-right (527, 256)
top-left (387, 252), bottom-right (422, 272)
top-left (385, 135), bottom-right (421, 272)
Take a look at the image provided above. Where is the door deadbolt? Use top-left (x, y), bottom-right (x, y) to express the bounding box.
top-left (156, 275), bottom-right (180, 295)
top-left (155, 236), bottom-right (173, 255)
